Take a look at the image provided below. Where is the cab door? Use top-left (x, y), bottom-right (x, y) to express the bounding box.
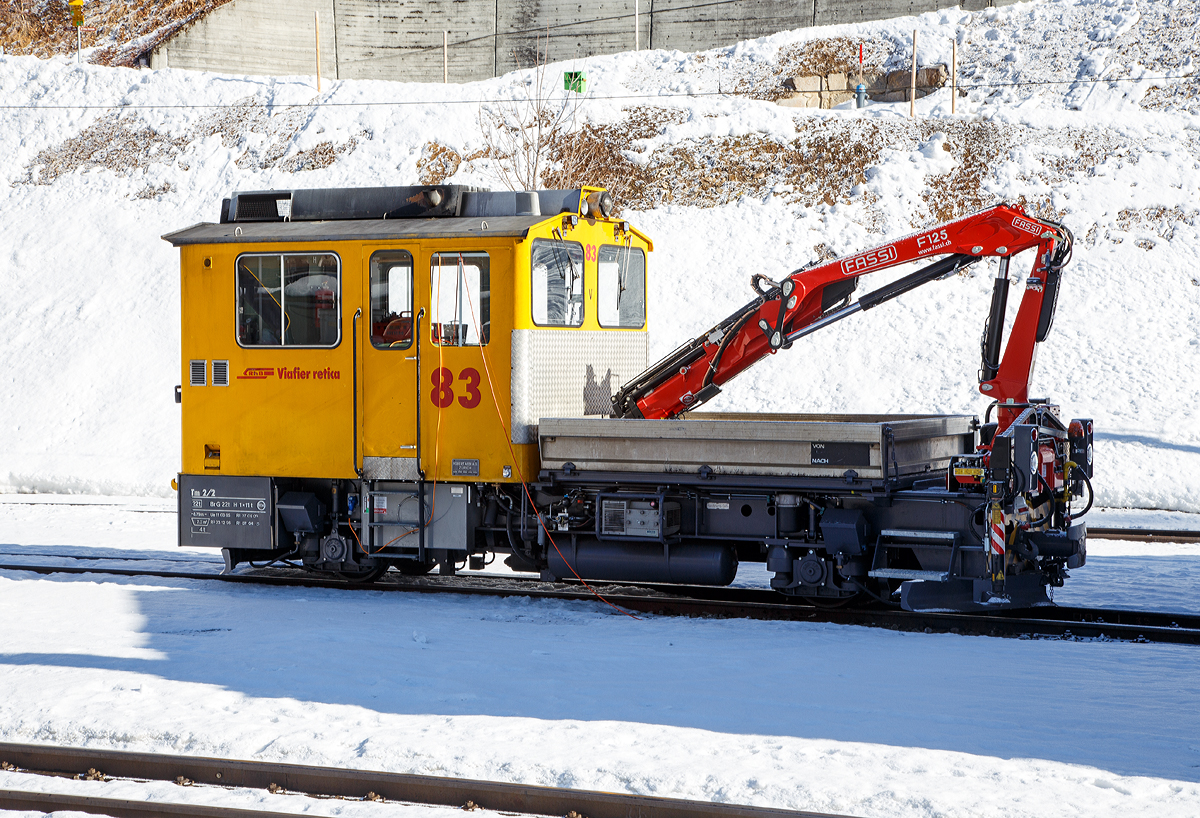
top-left (360, 247), bottom-right (420, 479)
top-left (419, 247), bottom-right (513, 482)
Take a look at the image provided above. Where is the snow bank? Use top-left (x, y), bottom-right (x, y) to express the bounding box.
top-left (0, 0), bottom-right (1197, 512)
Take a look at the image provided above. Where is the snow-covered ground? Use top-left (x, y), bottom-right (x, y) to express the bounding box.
top-left (2, 0), bottom-right (1199, 815)
top-left (1, 497), bottom-right (1200, 818)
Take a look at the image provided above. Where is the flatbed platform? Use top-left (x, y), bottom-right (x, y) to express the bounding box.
top-left (538, 413), bottom-right (977, 480)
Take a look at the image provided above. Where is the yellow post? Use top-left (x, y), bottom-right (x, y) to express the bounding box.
top-left (69, 0), bottom-right (84, 64)
top-left (909, 29), bottom-right (917, 118)
top-left (951, 38), bottom-right (957, 115)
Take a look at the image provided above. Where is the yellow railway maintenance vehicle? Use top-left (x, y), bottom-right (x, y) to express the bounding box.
top-left (168, 186), bottom-right (1090, 611)
top-left (168, 185), bottom-right (651, 579)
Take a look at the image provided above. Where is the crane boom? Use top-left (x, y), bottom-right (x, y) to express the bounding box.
top-left (612, 203), bottom-right (1073, 432)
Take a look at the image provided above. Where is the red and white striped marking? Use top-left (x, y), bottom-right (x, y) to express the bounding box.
top-left (990, 521), bottom-right (1006, 557)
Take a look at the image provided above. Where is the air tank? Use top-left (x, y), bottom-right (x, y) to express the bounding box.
top-left (547, 539), bottom-right (737, 585)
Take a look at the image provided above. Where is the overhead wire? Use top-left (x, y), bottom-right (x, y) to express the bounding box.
top-left (0, 27), bottom-right (1194, 118)
top-left (1, 70), bottom-right (1194, 112)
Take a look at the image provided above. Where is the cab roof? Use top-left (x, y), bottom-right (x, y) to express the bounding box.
top-left (163, 185), bottom-right (651, 248)
top-left (163, 215), bottom-right (548, 246)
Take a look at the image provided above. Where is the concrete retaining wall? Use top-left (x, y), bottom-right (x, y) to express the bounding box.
top-left (649, 0), bottom-right (815, 55)
top-left (332, 0), bottom-right (497, 82)
top-left (150, 0), bottom-right (1018, 83)
top-left (151, 0), bottom-right (338, 78)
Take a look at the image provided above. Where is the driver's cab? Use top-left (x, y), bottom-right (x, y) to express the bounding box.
top-left (168, 185), bottom-right (653, 487)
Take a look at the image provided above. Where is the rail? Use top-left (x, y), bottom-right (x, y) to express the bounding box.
top-left (1087, 527), bottom-right (1200, 543)
top-left (1, 558), bottom-right (1197, 644)
top-left (0, 742), bottom-right (854, 818)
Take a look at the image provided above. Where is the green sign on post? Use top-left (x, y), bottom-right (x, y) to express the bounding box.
top-left (564, 71), bottom-right (586, 93)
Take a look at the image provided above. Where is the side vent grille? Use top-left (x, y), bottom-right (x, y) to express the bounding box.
top-left (601, 500), bottom-right (627, 536)
top-left (189, 359), bottom-right (207, 387)
top-left (212, 360), bottom-right (229, 386)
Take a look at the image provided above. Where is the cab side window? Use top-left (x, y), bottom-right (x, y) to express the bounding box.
top-left (597, 244), bottom-right (646, 328)
top-left (431, 252), bottom-right (490, 346)
top-left (530, 239), bottom-right (584, 327)
top-left (370, 251), bottom-right (414, 349)
top-left (237, 253), bottom-right (340, 347)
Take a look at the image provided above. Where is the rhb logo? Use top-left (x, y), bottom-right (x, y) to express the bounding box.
top-left (236, 367), bottom-right (274, 380)
top-left (1012, 216), bottom-right (1040, 235)
top-left (840, 245), bottom-right (897, 276)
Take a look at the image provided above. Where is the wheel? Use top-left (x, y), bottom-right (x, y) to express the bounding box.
top-left (335, 562), bottom-right (390, 583)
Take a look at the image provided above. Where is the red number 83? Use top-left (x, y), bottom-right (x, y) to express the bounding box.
top-left (430, 367), bottom-right (482, 409)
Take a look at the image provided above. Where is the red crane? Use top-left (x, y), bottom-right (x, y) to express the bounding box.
top-left (612, 202), bottom-right (1074, 434)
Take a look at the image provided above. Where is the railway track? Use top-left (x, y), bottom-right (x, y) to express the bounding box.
top-left (2, 553), bottom-right (1198, 645)
top-left (0, 742), bottom-right (853, 818)
top-left (1087, 527), bottom-right (1200, 543)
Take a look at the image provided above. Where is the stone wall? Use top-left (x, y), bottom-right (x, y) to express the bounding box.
top-left (777, 64), bottom-right (950, 108)
top-left (150, 0), bottom-right (1018, 83)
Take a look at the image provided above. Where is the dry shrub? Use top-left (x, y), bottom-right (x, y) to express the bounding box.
top-left (775, 37), bottom-right (895, 81)
top-left (539, 110), bottom-right (1133, 232)
top-left (1, 1), bottom-right (236, 65)
top-left (278, 136), bottom-right (366, 173)
top-left (417, 142), bottom-right (465, 185)
top-left (21, 114), bottom-right (190, 185)
top-left (0, 2), bottom-right (63, 55)
top-left (922, 123), bottom-right (1128, 224)
top-left (540, 109), bottom-right (888, 211)
top-left (922, 121), bottom-right (1011, 223)
top-left (474, 32), bottom-right (588, 191)
top-left (541, 108), bottom-right (686, 208)
top-left (20, 97), bottom-right (365, 189)
top-left (1117, 206), bottom-right (1198, 240)
top-left (478, 93), bottom-right (580, 191)
top-left (135, 181), bottom-right (173, 199)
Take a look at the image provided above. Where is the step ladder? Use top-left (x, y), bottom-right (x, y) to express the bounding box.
top-left (868, 528), bottom-right (978, 582)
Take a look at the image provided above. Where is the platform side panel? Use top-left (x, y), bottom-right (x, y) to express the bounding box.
top-left (538, 415), bottom-right (975, 478)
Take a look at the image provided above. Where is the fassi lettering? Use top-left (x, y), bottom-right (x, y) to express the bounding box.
top-left (840, 245), bottom-right (897, 276)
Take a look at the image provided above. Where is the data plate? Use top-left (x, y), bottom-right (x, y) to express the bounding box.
top-left (452, 458), bottom-right (480, 476)
top-left (178, 474), bottom-right (274, 549)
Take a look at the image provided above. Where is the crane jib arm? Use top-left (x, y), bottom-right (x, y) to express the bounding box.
top-left (611, 203), bottom-right (1074, 425)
